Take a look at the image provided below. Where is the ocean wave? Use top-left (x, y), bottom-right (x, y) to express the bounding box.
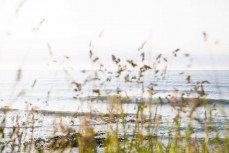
top-left (76, 94), bottom-right (229, 104)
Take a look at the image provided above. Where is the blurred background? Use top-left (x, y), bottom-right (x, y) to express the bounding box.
top-left (0, 0), bottom-right (229, 71)
top-left (0, 0), bottom-right (229, 111)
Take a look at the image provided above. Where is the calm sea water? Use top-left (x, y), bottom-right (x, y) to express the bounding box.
top-left (0, 70), bottom-right (228, 112)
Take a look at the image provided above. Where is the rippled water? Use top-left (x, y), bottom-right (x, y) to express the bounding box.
top-left (0, 70), bottom-right (229, 111)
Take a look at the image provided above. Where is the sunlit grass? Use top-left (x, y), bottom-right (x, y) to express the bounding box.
top-left (0, 41), bottom-right (228, 153)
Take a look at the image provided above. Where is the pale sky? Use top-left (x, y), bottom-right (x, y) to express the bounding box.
top-left (0, 0), bottom-right (229, 70)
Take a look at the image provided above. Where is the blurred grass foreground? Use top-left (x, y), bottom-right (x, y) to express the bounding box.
top-left (1, 41), bottom-right (229, 153)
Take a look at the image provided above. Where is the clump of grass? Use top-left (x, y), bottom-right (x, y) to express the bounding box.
top-left (0, 39), bottom-right (228, 153)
